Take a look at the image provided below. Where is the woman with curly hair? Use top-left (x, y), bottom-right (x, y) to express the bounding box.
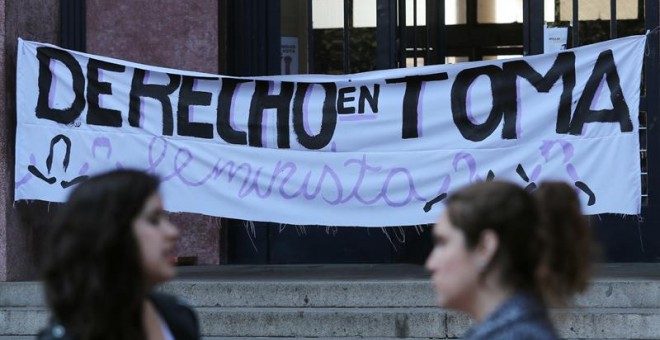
top-left (38, 169), bottom-right (200, 340)
top-left (426, 181), bottom-right (593, 339)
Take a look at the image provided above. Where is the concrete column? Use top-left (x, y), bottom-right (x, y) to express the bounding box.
top-left (0, 0), bottom-right (59, 281)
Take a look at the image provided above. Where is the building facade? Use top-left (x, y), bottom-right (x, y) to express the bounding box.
top-left (0, 0), bottom-right (658, 281)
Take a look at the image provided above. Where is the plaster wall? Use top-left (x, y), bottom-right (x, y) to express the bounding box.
top-left (87, 0), bottom-right (219, 74)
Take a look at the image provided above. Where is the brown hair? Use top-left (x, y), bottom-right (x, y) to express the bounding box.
top-left (445, 180), bottom-right (592, 305)
top-left (42, 169), bottom-right (160, 340)
top-left (533, 181), bottom-right (593, 305)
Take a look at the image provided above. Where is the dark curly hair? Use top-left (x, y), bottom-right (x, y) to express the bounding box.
top-left (445, 180), bottom-right (592, 305)
top-left (42, 169), bottom-right (160, 340)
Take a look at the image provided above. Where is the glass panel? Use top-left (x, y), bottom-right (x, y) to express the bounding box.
top-left (353, 0), bottom-right (457, 26)
top-left (554, 0), bottom-right (644, 46)
top-left (312, 0), bottom-right (344, 29)
top-left (641, 172), bottom-right (648, 206)
top-left (544, 0), bottom-right (555, 22)
top-left (406, 0), bottom-right (427, 26)
top-left (406, 57), bottom-right (425, 67)
top-left (640, 127), bottom-right (647, 152)
top-left (447, 0), bottom-right (466, 25)
top-left (483, 55), bottom-right (523, 61)
top-left (477, 0), bottom-right (523, 23)
top-left (353, 0), bottom-right (376, 28)
top-left (446, 56), bottom-right (469, 64)
top-left (559, 0), bottom-right (638, 21)
top-left (281, 0), bottom-right (310, 74)
top-left (312, 0), bottom-right (344, 74)
top-left (349, 27), bottom-right (377, 72)
top-left (311, 0), bottom-right (376, 73)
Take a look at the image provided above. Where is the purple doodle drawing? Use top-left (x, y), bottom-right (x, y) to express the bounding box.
top-left (423, 152), bottom-right (494, 213)
top-left (15, 154), bottom-right (37, 188)
top-left (538, 140), bottom-right (595, 205)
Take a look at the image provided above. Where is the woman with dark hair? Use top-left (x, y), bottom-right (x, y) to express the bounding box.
top-left (425, 181), bottom-right (593, 339)
top-left (38, 169), bottom-right (200, 340)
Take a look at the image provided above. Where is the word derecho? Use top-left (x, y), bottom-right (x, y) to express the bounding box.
top-left (36, 45), bottom-right (631, 148)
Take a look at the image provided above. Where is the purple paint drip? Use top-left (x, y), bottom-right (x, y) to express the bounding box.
top-left (15, 154), bottom-right (36, 188)
top-left (435, 175), bottom-right (451, 196)
top-left (516, 78), bottom-right (523, 137)
top-left (98, 70), bottom-right (104, 109)
top-left (261, 110), bottom-right (269, 147)
top-left (540, 140), bottom-right (574, 163)
top-left (229, 81), bottom-right (242, 132)
top-left (439, 175), bottom-right (450, 193)
top-left (261, 82), bottom-right (274, 147)
top-left (303, 85), bottom-right (314, 136)
top-left (418, 82), bottom-right (425, 137)
top-left (566, 164), bottom-right (579, 181)
top-left (48, 60), bottom-right (57, 109)
top-left (189, 78), bottom-right (199, 122)
top-left (466, 85), bottom-right (476, 123)
top-left (79, 162), bottom-right (89, 175)
top-left (453, 152), bottom-right (478, 182)
top-left (139, 71), bottom-right (151, 128)
top-left (530, 164), bottom-right (542, 182)
top-left (591, 75), bottom-right (609, 111)
top-left (338, 114), bottom-right (378, 121)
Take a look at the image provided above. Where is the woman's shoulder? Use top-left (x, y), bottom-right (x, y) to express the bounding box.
top-left (36, 324), bottom-right (75, 340)
top-left (464, 293), bottom-right (558, 340)
top-left (150, 291), bottom-right (201, 340)
top-left (484, 318), bottom-right (557, 340)
top-left (150, 291), bottom-right (194, 309)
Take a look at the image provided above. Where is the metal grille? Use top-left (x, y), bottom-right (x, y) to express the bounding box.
top-left (306, 0), bottom-right (653, 206)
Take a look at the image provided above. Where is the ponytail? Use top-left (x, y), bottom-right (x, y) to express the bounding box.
top-left (533, 181), bottom-right (595, 305)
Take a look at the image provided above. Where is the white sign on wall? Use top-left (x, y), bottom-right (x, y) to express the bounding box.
top-left (281, 36), bottom-right (299, 75)
top-left (545, 25), bottom-right (569, 53)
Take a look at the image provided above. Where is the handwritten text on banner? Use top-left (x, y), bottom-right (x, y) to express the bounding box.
top-left (14, 35), bottom-right (645, 226)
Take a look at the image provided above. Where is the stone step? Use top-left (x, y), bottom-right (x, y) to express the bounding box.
top-left (201, 338), bottom-right (439, 340)
top-left (5, 278), bottom-right (660, 309)
top-left (4, 306), bottom-right (660, 339)
top-left (0, 338), bottom-right (439, 340)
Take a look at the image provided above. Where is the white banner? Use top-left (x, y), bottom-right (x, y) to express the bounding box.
top-left (15, 35), bottom-right (645, 226)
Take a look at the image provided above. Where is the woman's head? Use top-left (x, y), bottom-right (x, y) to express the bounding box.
top-left (425, 181), bottom-right (539, 311)
top-left (425, 180), bottom-right (591, 312)
top-left (42, 169), bottom-right (179, 339)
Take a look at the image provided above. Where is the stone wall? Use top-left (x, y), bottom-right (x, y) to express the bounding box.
top-left (0, 0), bottom-right (223, 281)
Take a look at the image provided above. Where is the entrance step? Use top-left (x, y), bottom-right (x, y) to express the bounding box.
top-left (1, 263), bottom-right (659, 338)
top-left (2, 306), bottom-right (660, 338)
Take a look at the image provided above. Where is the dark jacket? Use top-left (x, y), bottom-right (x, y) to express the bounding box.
top-left (36, 292), bottom-right (200, 340)
top-left (462, 292), bottom-right (558, 340)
